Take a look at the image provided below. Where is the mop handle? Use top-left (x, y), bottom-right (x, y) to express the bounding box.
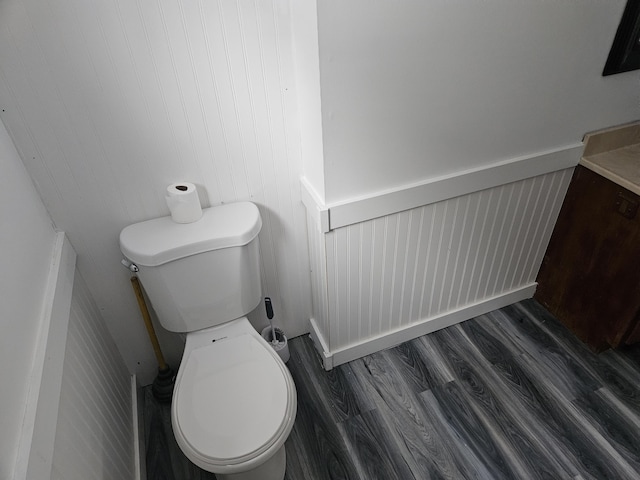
top-left (131, 276), bottom-right (168, 371)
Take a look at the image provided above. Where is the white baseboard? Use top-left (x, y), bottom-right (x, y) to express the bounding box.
top-left (131, 375), bottom-right (146, 480)
top-left (308, 318), bottom-right (333, 371)
top-left (309, 283), bottom-right (537, 370)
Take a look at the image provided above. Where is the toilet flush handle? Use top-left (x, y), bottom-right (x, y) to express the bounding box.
top-left (121, 258), bottom-right (139, 273)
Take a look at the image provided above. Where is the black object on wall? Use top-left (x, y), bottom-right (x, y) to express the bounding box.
top-left (603, 0), bottom-right (640, 76)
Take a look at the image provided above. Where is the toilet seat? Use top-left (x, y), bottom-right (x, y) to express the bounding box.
top-left (171, 322), bottom-right (296, 474)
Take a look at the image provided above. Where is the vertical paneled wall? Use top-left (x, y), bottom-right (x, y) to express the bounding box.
top-left (51, 271), bottom-right (135, 480)
top-left (0, 0), bottom-right (310, 384)
top-left (308, 169), bottom-right (572, 362)
top-left (306, 210), bottom-right (330, 347)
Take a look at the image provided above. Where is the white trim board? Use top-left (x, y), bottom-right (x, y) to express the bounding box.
top-left (14, 232), bottom-right (76, 480)
top-left (300, 176), bottom-right (330, 233)
top-left (301, 144), bottom-right (582, 231)
top-left (308, 318), bottom-right (334, 370)
top-left (309, 284), bottom-right (537, 371)
top-left (131, 375), bottom-right (146, 480)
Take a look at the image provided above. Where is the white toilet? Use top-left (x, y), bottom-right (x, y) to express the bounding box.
top-left (119, 202), bottom-right (297, 480)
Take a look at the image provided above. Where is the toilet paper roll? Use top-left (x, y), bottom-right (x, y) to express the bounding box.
top-left (165, 182), bottom-right (203, 223)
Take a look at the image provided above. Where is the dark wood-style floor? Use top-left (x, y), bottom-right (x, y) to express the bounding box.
top-left (144, 299), bottom-right (640, 480)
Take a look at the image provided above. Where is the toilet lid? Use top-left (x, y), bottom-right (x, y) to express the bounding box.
top-left (174, 334), bottom-right (289, 464)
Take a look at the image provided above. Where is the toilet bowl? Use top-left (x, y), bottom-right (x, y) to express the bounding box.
top-left (171, 317), bottom-right (297, 480)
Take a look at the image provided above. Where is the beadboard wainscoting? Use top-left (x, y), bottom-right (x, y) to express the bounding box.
top-left (305, 168), bottom-right (574, 369)
top-left (12, 233), bottom-right (136, 480)
top-left (51, 269), bottom-right (136, 480)
top-left (14, 233), bottom-right (75, 480)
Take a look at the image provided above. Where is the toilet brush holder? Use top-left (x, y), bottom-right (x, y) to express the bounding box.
top-left (261, 326), bottom-right (290, 363)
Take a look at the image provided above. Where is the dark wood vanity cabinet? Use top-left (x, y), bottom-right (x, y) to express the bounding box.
top-left (535, 165), bottom-right (640, 351)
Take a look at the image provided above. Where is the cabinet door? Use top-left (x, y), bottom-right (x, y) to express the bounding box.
top-left (624, 312), bottom-right (640, 345)
top-left (535, 166), bottom-right (640, 350)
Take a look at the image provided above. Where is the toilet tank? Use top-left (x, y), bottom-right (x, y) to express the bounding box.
top-left (119, 202), bottom-right (262, 333)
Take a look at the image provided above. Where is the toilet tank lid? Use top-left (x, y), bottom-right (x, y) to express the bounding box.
top-left (119, 202), bottom-right (262, 266)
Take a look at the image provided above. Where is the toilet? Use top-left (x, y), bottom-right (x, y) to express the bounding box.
top-left (119, 202), bottom-right (297, 480)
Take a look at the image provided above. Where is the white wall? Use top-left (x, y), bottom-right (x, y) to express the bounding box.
top-left (0, 120), bottom-right (57, 479)
top-left (315, 0), bottom-right (640, 203)
top-left (4, 0), bottom-right (639, 386)
top-left (0, 0), bottom-right (311, 385)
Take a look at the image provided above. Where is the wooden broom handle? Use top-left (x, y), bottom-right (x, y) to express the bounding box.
top-left (130, 276), bottom-right (168, 371)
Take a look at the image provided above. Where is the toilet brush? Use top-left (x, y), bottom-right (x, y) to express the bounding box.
top-left (130, 275), bottom-right (176, 403)
top-left (265, 297), bottom-right (277, 343)
top-left (262, 297), bottom-right (289, 362)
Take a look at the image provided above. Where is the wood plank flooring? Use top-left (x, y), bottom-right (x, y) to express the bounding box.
top-left (143, 299), bottom-right (640, 479)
